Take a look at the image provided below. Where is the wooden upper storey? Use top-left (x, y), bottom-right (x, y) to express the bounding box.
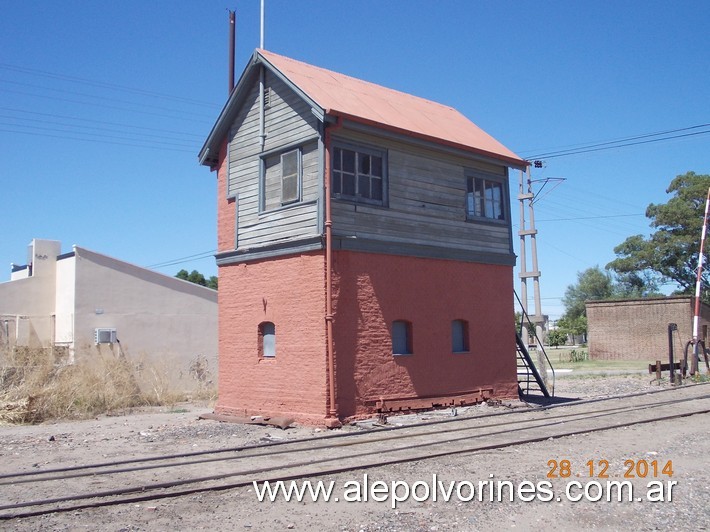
top-left (200, 50), bottom-right (526, 267)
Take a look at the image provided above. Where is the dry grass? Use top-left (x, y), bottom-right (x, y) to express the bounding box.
top-left (0, 347), bottom-right (215, 424)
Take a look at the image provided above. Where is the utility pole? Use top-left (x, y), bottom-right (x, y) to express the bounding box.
top-left (518, 166), bottom-right (547, 385)
top-left (518, 167), bottom-right (544, 341)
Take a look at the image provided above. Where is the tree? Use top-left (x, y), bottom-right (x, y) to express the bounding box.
top-left (547, 328), bottom-right (568, 347)
top-left (561, 266), bottom-right (614, 321)
top-left (176, 269), bottom-right (218, 290)
top-left (607, 171), bottom-right (710, 300)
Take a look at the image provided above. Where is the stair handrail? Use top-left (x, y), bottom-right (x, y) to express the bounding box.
top-left (514, 290), bottom-right (555, 396)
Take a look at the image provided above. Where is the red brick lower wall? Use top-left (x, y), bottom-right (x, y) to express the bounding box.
top-left (215, 252), bottom-right (328, 424)
top-left (331, 251), bottom-right (519, 420)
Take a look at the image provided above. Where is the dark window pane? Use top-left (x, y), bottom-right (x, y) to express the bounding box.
top-left (371, 155), bottom-right (382, 177)
top-left (332, 171), bottom-right (342, 194)
top-left (342, 149), bottom-right (355, 173)
top-left (371, 177), bottom-right (383, 201)
top-left (359, 153), bottom-right (370, 175)
top-left (342, 173), bottom-right (355, 196)
top-left (358, 175), bottom-right (370, 198)
top-left (333, 148), bottom-right (342, 170)
top-left (452, 320), bottom-right (469, 352)
top-left (392, 320), bottom-right (411, 355)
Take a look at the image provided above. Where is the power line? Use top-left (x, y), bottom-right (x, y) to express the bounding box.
top-left (522, 123), bottom-right (710, 160)
top-left (0, 127), bottom-right (196, 153)
top-left (0, 115), bottom-right (200, 145)
top-left (0, 63), bottom-right (220, 109)
top-left (534, 213), bottom-right (645, 222)
top-left (0, 107), bottom-right (204, 138)
top-left (146, 250), bottom-right (218, 269)
top-left (0, 86), bottom-right (212, 125)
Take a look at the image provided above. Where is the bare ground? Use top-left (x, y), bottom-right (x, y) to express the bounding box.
top-left (1, 372), bottom-right (708, 531)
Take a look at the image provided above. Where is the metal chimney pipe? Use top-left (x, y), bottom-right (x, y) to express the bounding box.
top-left (228, 10), bottom-right (235, 93)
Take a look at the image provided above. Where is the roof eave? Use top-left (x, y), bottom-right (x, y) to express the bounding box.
top-left (326, 110), bottom-right (528, 170)
top-left (199, 49), bottom-right (327, 168)
top-left (198, 51), bottom-right (262, 167)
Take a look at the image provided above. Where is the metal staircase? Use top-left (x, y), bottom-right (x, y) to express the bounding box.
top-left (515, 291), bottom-right (554, 398)
top-left (516, 332), bottom-right (551, 397)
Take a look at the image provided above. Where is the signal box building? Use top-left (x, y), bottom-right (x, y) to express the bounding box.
top-left (200, 49), bottom-right (527, 426)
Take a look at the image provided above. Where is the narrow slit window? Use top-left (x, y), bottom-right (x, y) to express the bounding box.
top-left (392, 320), bottom-right (413, 355)
top-left (259, 321), bottom-right (276, 358)
top-left (451, 319), bottom-right (470, 353)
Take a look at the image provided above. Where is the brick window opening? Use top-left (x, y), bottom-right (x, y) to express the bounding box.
top-left (392, 320), bottom-right (413, 355)
top-left (452, 319), bottom-right (470, 353)
top-left (258, 321), bottom-right (276, 358)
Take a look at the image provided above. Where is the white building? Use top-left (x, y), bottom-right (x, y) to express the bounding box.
top-left (0, 239), bottom-right (217, 390)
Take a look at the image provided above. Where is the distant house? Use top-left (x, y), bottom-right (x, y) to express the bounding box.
top-left (0, 239), bottom-right (217, 390)
top-left (200, 49), bottom-right (527, 426)
top-left (586, 296), bottom-right (710, 361)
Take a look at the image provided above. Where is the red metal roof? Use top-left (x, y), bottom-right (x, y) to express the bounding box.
top-left (259, 49), bottom-right (525, 167)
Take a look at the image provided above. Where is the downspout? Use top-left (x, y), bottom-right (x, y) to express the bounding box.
top-left (324, 115), bottom-right (343, 429)
top-left (259, 64), bottom-right (266, 150)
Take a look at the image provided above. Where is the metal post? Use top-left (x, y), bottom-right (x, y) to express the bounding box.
top-left (228, 10), bottom-right (235, 93)
top-left (692, 187), bottom-right (710, 370)
top-left (668, 323), bottom-right (677, 384)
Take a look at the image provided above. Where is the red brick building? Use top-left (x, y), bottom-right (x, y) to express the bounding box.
top-left (199, 50), bottom-right (527, 426)
top-left (586, 297), bottom-right (710, 361)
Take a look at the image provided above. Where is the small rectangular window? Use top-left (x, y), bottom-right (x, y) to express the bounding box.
top-left (466, 176), bottom-right (505, 221)
top-left (392, 320), bottom-right (412, 355)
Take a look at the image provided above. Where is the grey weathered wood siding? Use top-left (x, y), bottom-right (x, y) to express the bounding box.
top-left (226, 68), bottom-right (321, 250)
top-left (331, 129), bottom-right (513, 256)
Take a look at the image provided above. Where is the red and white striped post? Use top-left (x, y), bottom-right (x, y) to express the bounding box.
top-left (692, 187), bottom-right (710, 369)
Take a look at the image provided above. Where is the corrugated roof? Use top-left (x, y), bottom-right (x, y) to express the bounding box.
top-left (258, 49), bottom-right (526, 167)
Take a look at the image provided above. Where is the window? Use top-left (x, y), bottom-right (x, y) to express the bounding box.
top-left (451, 320), bottom-right (470, 353)
top-left (466, 176), bottom-right (505, 220)
top-left (392, 320), bottom-right (412, 355)
top-left (281, 149), bottom-right (300, 204)
top-left (261, 146), bottom-right (304, 211)
top-left (332, 144), bottom-right (386, 205)
top-left (259, 322), bottom-right (276, 358)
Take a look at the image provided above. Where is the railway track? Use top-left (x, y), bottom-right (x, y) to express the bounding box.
top-left (1, 382), bottom-right (709, 520)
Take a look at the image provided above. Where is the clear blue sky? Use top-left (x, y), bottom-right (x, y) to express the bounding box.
top-left (1, 1), bottom-right (708, 320)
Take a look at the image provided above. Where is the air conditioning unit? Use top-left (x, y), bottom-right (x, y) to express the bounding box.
top-left (95, 328), bottom-right (117, 344)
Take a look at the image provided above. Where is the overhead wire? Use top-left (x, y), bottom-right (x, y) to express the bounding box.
top-left (521, 123), bottom-right (710, 160)
top-left (0, 62), bottom-right (220, 108)
top-left (146, 250), bottom-right (218, 269)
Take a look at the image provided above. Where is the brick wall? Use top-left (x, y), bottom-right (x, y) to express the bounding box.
top-left (586, 297), bottom-right (710, 361)
top-left (332, 251), bottom-right (519, 419)
top-left (215, 251), bottom-right (328, 424)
